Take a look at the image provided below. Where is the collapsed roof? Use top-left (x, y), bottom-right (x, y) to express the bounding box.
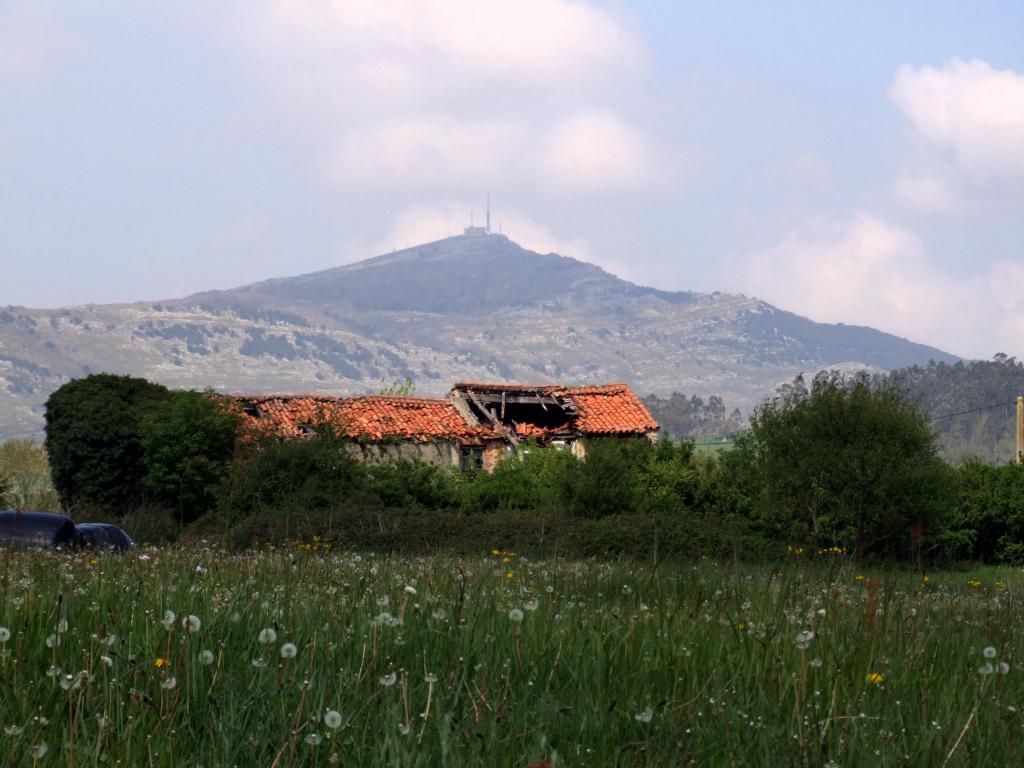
top-left (232, 382), bottom-right (658, 446)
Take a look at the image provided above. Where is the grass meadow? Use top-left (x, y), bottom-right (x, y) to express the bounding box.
top-left (0, 546), bottom-right (1022, 767)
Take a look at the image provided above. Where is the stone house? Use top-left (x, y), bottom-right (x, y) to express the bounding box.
top-left (232, 381), bottom-right (659, 472)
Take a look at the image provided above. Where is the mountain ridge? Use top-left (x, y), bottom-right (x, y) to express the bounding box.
top-left (0, 232), bottom-right (958, 440)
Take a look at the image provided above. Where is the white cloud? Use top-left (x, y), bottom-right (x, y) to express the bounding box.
top-left (217, 0), bottom-right (653, 196)
top-left (892, 173), bottom-right (955, 213)
top-left (332, 116), bottom-right (525, 186)
top-left (890, 58), bottom-right (1024, 176)
top-left (252, 0), bottom-right (640, 86)
top-left (539, 111), bottom-right (654, 193)
top-left (741, 213), bottom-right (1024, 359)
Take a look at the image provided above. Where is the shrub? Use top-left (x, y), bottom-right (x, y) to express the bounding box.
top-left (729, 372), bottom-right (955, 560)
top-left (946, 461), bottom-right (1024, 563)
top-left (139, 390), bottom-right (239, 524)
top-left (44, 373), bottom-right (168, 513)
top-left (218, 430), bottom-right (369, 523)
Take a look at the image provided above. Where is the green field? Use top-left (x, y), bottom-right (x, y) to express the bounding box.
top-left (0, 548), bottom-right (1022, 767)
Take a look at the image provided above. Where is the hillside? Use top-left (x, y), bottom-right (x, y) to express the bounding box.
top-left (0, 232), bottom-right (957, 439)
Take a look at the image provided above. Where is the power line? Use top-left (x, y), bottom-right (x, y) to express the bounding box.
top-left (928, 399), bottom-right (1019, 422)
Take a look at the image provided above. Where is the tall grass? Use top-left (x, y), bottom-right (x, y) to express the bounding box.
top-left (0, 546), bottom-right (1021, 766)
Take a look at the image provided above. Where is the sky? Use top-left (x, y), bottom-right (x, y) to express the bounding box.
top-left (1, 1), bottom-right (1023, 360)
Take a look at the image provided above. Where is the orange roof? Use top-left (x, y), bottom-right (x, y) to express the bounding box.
top-left (232, 381), bottom-right (658, 445)
top-left (233, 394), bottom-right (494, 444)
top-left (453, 381), bottom-right (659, 436)
top-left (564, 384), bottom-right (659, 435)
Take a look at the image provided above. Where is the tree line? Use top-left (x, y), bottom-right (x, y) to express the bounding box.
top-left (32, 371), bottom-right (1024, 565)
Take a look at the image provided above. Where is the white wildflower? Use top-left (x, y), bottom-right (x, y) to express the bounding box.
top-left (795, 630), bottom-right (815, 650)
top-left (258, 627), bottom-right (277, 644)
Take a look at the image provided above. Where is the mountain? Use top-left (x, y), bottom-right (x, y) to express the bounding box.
top-left (0, 231), bottom-right (957, 440)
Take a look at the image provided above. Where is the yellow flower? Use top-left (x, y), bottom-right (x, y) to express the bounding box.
top-left (854, 575), bottom-right (866, 582)
top-left (865, 672), bottom-right (884, 684)
top-left (154, 658), bottom-right (169, 669)
top-left (89, 559), bottom-right (98, 566)
top-left (491, 549), bottom-right (501, 556)
top-left (506, 571), bottom-right (514, 580)
top-left (736, 623), bottom-right (746, 632)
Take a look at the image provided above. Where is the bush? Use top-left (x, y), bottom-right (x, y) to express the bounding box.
top-left (218, 430), bottom-right (369, 523)
top-left (139, 390), bottom-right (239, 524)
top-left (365, 459), bottom-right (463, 510)
top-left (728, 372), bottom-right (955, 561)
top-left (45, 373), bottom-right (168, 513)
top-left (946, 461), bottom-right (1024, 563)
top-left (460, 444), bottom-right (577, 514)
top-left (0, 439), bottom-right (60, 511)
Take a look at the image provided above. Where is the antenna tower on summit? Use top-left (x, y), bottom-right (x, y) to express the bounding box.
top-left (463, 195), bottom-right (493, 237)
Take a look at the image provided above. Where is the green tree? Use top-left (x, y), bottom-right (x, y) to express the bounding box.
top-left (947, 461), bottom-right (1024, 563)
top-left (460, 443), bottom-right (577, 514)
top-left (44, 373), bottom-right (169, 513)
top-left (139, 390), bottom-right (240, 524)
top-left (218, 429), bottom-right (368, 522)
top-left (0, 439), bottom-right (60, 511)
top-left (0, 471), bottom-right (9, 509)
top-left (731, 372), bottom-right (954, 560)
top-left (559, 438), bottom-right (650, 518)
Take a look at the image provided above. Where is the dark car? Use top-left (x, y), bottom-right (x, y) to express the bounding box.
top-left (0, 511), bottom-right (79, 551)
top-left (75, 523), bottom-right (135, 553)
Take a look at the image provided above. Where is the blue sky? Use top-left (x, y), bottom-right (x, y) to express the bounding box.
top-left (1, 1), bottom-right (1022, 359)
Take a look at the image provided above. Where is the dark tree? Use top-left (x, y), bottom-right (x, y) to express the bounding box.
top-left (731, 372), bottom-right (955, 560)
top-left (139, 390), bottom-right (240, 524)
top-left (44, 373), bottom-right (168, 513)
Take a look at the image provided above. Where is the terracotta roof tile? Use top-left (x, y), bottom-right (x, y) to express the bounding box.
top-left (232, 394), bottom-right (493, 444)
top-left (563, 384), bottom-right (659, 435)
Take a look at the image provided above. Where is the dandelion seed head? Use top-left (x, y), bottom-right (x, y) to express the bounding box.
top-left (280, 643), bottom-right (298, 659)
top-left (983, 646), bottom-right (997, 659)
top-left (182, 615), bottom-right (201, 633)
top-left (258, 627), bottom-right (277, 644)
top-left (508, 608), bottom-right (524, 622)
top-left (0, 627), bottom-right (10, 642)
top-left (635, 707), bottom-right (653, 723)
top-left (324, 710), bottom-right (343, 729)
top-left (379, 671), bottom-right (397, 687)
top-left (200, 650), bottom-right (215, 666)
